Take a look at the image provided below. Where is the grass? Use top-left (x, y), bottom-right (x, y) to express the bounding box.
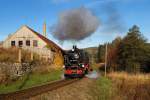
top-left (90, 76), bottom-right (113, 100)
top-left (108, 72), bottom-right (150, 100)
top-left (96, 77), bottom-right (113, 100)
top-left (90, 72), bottom-right (150, 100)
top-left (0, 69), bottom-right (63, 94)
top-left (0, 47), bottom-right (47, 63)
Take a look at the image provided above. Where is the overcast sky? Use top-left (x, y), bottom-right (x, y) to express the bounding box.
top-left (0, 0), bottom-right (149, 49)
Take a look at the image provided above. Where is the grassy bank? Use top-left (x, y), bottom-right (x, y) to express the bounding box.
top-left (0, 69), bottom-right (62, 94)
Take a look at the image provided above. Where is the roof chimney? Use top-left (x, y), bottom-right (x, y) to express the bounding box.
top-left (43, 22), bottom-right (47, 37)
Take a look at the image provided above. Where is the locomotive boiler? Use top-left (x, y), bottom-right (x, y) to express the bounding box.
top-left (63, 45), bottom-right (91, 78)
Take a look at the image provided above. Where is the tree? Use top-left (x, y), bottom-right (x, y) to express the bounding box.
top-left (142, 43), bottom-right (150, 72)
top-left (97, 45), bottom-right (105, 63)
top-left (107, 37), bottom-right (122, 71)
top-left (117, 25), bottom-right (147, 73)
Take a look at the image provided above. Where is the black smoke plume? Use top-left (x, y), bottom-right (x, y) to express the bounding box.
top-left (51, 7), bottom-right (100, 41)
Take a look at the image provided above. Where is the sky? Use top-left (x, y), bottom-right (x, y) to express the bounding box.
top-left (0, 0), bottom-right (150, 49)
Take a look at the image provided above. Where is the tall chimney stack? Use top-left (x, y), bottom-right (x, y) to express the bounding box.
top-left (43, 22), bottom-right (47, 37)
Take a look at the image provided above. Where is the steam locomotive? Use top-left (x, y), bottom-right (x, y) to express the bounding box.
top-left (63, 45), bottom-right (91, 78)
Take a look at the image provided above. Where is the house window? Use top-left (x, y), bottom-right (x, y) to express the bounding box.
top-left (11, 41), bottom-right (15, 46)
top-left (33, 40), bottom-right (38, 47)
top-left (26, 40), bottom-right (30, 46)
top-left (18, 41), bottom-right (23, 47)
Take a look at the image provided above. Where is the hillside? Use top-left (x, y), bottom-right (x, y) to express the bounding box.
top-left (84, 47), bottom-right (98, 55)
top-left (83, 47), bottom-right (98, 64)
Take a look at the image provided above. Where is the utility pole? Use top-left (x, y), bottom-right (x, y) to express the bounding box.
top-left (105, 43), bottom-right (108, 77)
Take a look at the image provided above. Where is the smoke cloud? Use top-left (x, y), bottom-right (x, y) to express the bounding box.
top-left (51, 7), bottom-right (100, 41)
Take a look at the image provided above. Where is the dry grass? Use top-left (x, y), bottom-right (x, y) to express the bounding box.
top-left (0, 47), bottom-right (39, 63)
top-left (108, 72), bottom-right (150, 100)
top-left (0, 48), bottom-right (18, 62)
top-left (0, 47), bottom-right (54, 64)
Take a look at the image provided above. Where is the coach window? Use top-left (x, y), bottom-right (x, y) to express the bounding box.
top-left (11, 41), bottom-right (15, 47)
top-left (18, 41), bottom-right (23, 47)
top-left (33, 40), bottom-right (38, 47)
top-left (26, 40), bottom-right (30, 46)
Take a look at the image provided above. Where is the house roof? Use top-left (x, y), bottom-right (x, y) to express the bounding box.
top-left (25, 26), bottom-right (63, 52)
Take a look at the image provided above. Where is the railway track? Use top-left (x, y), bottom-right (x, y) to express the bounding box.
top-left (0, 79), bottom-right (79, 100)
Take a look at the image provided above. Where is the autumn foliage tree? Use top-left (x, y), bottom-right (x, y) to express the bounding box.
top-left (97, 25), bottom-right (150, 73)
top-left (107, 37), bottom-right (121, 71)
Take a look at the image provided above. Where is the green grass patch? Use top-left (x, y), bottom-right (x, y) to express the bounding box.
top-left (90, 76), bottom-right (113, 100)
top-left (0, 69), bottom-right (62, 94)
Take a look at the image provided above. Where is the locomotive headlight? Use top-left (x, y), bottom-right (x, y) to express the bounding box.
top-left (74, 54), bottom-right (79, 59)
top-left (72, 49), bottom-right (74, 51)
top-left (82, 65), bottom-right (85, 67)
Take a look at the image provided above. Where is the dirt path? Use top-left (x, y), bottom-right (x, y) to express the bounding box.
top-left (29, 78), bottom-right (96, 100)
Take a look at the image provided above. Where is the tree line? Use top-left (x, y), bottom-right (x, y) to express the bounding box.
top-left (97, 25), bottom-right (150, 73)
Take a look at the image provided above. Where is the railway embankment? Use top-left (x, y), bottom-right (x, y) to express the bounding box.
top-left (0, 47), bottom-right (64, 94)
top-left (0, 68), bottom-right (63, 94)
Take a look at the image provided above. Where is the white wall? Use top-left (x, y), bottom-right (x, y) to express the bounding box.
top-left (2, 26), bottom-right (54, 61)
top-left (3, 26), bottom-right (47, 49)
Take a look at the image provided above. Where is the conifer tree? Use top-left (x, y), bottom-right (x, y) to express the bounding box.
top-left (118, 25), bottom-right (147, 73)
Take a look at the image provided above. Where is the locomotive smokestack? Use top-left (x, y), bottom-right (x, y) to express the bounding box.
top-left (73, 45), bottom-right (76, 49)
top-left (72, 45), bottom-right (77, 51)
